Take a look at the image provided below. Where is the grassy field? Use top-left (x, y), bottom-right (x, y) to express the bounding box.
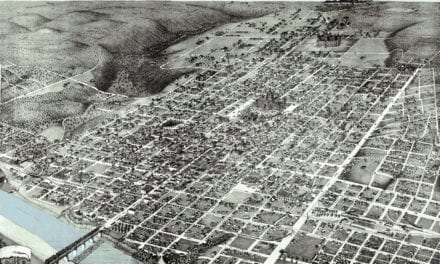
top-left (340, 38), bottom-right (388, 67)
top-left (344, 148), bottom-right (386, 185)
top-left (285, 232), bottom-right (323, 262)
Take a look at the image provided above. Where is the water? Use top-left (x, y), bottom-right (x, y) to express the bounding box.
top-left (0, 190), bottom-right (138, 263)
top-left (0, 190), bottom-right (83, 250)
top-left (81, 242), bottom-right (140, 264)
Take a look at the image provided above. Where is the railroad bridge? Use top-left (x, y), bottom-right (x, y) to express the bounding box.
top-left (44, 227), bottom-right (103, 264)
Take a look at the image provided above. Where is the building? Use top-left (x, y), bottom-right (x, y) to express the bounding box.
top-left (254, 90), bottom-right (287, 111)
top-left (338, 16), bottom-right (350, 29)
top-left (316, 32), bottom-right (342, 48)
top-left (325, 0), bottom-right (372, 3)
top-left (0, 246), bottom-right (31, 264)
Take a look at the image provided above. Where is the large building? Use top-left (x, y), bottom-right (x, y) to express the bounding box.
top-left (0, 246), bottom-right (31, 264)
top-left (316, 32), bottom-right (342, 48)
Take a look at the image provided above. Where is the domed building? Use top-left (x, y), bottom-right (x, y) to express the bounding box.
top-left (0, 246), bottom-right (31, 264)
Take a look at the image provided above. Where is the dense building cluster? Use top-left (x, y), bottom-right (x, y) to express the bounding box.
top-left (0, 3), bottom-right (439, 264)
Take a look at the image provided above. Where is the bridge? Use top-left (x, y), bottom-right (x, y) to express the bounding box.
top-left (44, 227), bottom-right (103, 264)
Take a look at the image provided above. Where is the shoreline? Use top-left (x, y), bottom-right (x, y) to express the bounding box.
top-left (5, 185), bottom-right (138, 262)
top-left (1, 163), bottom-right (137, 263)
top-left (14, 186), bottom-right (65, 217)
top-left (1, 160), bottom-right (94, 232)
top-left (0, 215), bottom-right (55, 263)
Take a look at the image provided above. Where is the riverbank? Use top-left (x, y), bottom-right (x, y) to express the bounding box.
top-left (0, 215), bottom-right (55, 263)
top-left (0, 161), bottom-right (87, 230)
top-left (0, 162), bottom-right (138, 263)
top-left (0, 189), bottom-right (84, 247)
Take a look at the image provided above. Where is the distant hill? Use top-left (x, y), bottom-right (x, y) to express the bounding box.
top-left (99, 19), bottom-right (174, 54)
top-left (67, 19), bottom-right (126, 37)
top-left (34, 27), bottom-right (62, 34)
top-left (9, 13), bottom-right (50, 28)
top-left (189, 1), bottom-right (289, 18)
top-left (42, 10), bottom-right (110, 31)
top-left (0, 31), bottom-right (98, 75)
top-left (0, 20), bottom-right (29, 35)
top-left (0, 1), bottom-right (281, 99)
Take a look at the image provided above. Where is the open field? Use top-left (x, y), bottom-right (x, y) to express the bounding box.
top-left (340, 38), bottom-right (389, 67)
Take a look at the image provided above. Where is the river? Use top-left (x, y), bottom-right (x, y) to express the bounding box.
top-left (0, 190), bottom-right (138, 263)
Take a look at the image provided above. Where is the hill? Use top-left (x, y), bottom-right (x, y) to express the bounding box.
top-left (0, 86), bottom-right (94, 128)
top-left (0, 21), bottom-right (29, 35)
top-left (189, 1), bottom-right (294, 18)
top-left (0, 1), bottom-right (283, 97)
top-left (42, 10), bottom-right (109, 32)
top-left (67, 19), bottom-right (126, 37)
top-left (99, 19), bottom-right (174, 54)
top-left (9, 13), bottom-right (50, 29)
top-left (0, 30), bottom-right (98, 75)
